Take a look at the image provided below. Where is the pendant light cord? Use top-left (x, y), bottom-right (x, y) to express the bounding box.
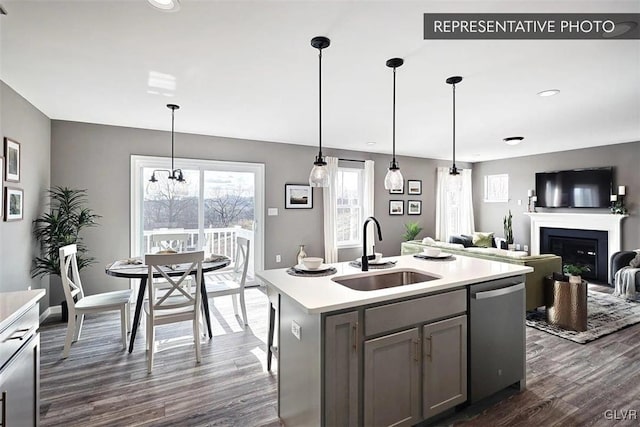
top-left (171, 106), bottom-right (175, 175)
top-left (392, 67), bottom-right (396, 163)
top-left (452, 82), bottom-right (456, 169)
top-left (318, 49), bottom-right (323, 158)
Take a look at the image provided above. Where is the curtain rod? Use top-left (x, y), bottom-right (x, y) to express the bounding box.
top-left (338, 158), bottom-right (365, 163)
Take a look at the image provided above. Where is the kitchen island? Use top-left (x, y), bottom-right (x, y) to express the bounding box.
top-left (257, 254), bottom-right (533, 426)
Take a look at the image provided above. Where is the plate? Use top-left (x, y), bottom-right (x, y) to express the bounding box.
top-left (354, 258), bottom-right (387, 265)
top-left (294, 263), bottom-right (332, 272)
top-left (421, 253), bottom-right (452, 259)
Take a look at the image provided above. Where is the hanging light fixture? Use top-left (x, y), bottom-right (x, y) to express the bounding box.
top-left (446, 76), bottom-right (463, 177)
top-left (147, 104), bottom-right (188, 196)
top-left (384, 58), bottom-right (404, 191)
top-left (308, 36), bottom-right (331, 187)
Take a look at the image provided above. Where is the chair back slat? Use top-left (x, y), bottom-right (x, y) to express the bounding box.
top-left (232, 237), bottom-right (250, 287)
top-left (151, 233), bottom-right (190, 253)
top-left (145, 251), bottom-right (204, 314)
top-left (59, 244), bottom-right (85, 309)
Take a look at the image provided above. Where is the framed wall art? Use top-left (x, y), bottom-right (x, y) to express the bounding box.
top-left (285, 184), bottom-right (313, 209)
top-left (4, 137), bottom-right (20, 182)
top-left (389, 200), bottom-right (404, 215)
top-left (5, 187), bottom-right (23, 221)
top-left (407, 200), bottom-right (422, 215)
top-left (407, 180), bottom-right (422, 195)
top-left (484, 174), bottom-right (509, 203)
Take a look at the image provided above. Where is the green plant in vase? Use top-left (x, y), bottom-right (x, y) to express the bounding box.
top-left (563, 264), bottom-right (590, 284)
top-left (402, 221), bottom-right (423, 241)
top-left (503, 209), bottom-right (514, 249)
top-left (31, 187), bottom-right (101, 278)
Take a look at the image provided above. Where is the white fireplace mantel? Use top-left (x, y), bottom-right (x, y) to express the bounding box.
top-left (525, 212), bottom-right (628, 279)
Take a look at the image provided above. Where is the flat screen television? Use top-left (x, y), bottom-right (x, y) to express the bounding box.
top-left (535, 167), bottom-right (613, 208)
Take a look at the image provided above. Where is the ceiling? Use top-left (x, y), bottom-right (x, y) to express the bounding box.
top-left (1, 0), bottom-right (639, 162)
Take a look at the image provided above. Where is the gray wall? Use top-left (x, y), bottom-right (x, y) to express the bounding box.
top-left (472, 141), bottom-right (640, 251)
top-left (51, 120), bottom-right (468, 301)
top-left (0, 82), bottom-right (51, 307)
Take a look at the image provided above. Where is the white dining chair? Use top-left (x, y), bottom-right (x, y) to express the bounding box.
top-left (144, 250), bottom-right (204, 373)
top-left (150, 232), bottom-right (190, 253)
top-left (205, 237), bottom-right (250, 326)
top-left (59, 244), bottom-right (132, 358)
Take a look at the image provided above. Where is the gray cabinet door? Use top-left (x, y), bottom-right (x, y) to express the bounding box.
top-left (364, 328), bottom-right (420, 427)
top-left (422, 315), bottom-right (467, 419)
top-left (324, 311), bottom-right (359, 426)
top-left (0, 333), bottom-right (39, 427)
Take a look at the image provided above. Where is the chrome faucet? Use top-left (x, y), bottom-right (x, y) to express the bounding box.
top-left (362, 216), bottom-right (383, 271)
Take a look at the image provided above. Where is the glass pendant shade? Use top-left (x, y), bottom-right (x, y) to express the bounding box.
top-left (146, 176), bottom-right (160, 196)
top-left (384, 167), bottom-right (404, 190)
top-left (309, 163), bottom-right (329, 187)
top-left (447, 172), bottom-right (462, 192)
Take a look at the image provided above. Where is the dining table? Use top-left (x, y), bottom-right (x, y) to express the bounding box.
top-left (106, 256), bottom-right (231, 353)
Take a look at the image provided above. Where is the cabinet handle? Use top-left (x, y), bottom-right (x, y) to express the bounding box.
top-left (7, 327), bottom-right (32, 341)
top-left (425, 336), bottom-right (432, 360)
top-left (413, 339), bottom-right (420, 362)
top-left (352, 322), bottom-right (358, 353)
top-left (1, 390), bottom-right (6, 427)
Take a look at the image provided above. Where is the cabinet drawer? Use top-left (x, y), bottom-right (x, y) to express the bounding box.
top-left (365, 289), bottom-right (466, 336)
top-left (1, 304), bottom-right (39, 370)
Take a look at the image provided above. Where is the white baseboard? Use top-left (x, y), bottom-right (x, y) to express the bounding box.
top-left (41, 305), bottom-right (61, 323)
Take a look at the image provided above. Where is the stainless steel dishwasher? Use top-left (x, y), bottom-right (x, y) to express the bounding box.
top-left (469, 276), bottom-right (526, 403)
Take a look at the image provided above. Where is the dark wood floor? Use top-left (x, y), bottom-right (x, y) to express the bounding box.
top-left (39, 285), bottom-right (640, 426)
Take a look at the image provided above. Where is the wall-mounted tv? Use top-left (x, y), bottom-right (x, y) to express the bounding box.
top-left (535, 167), bottom-right (613, 208)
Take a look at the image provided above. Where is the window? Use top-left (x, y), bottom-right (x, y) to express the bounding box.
top-left (335, 166), bottom-right (364, 247)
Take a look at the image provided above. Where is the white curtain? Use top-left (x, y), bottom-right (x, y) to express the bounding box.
top-left (435, 167), bottom-right (475, 242)
top-left (322, 157), bottom-right (339, 263)
top-left (363, 160), bottom-right (375, 254)
top-left (435, 167), bottom-right (449, 241)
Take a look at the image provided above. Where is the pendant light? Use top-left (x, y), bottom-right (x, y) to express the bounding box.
top-left (308, 36), bottom-right (331, 187)
top-left (446, 76), bottom-right (463, 176)
top-left (384, 58), bottom-right (404, 191)
top-left (147, 104), bottom-right (188, 196)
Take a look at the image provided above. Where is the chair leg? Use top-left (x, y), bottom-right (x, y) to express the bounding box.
top-left (120, 306), bottom-right (127, 350)
top-left (74, 313), bottom-right (85, 342)
top-left (125, 303), bottom-right (131, 333)
top-left (147, 321), bottom-right (155, 373)
top-left (231, 294), bottom-right (239, 316)
top-left (194, 309), bottom-right (202, 364)
top-left (62, 314), bottom-right (76, 359)
top-left (240, 291), bottom-right (248, 326)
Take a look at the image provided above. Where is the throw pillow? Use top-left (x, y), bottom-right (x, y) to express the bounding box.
top-left (630, 253), bottom-right (640, 268)
top-left (472, 232), bottom-right (494, 248)
top-left (449, 235), bottom-right (473, 247)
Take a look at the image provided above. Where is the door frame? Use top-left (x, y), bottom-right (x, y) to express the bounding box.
top-left (130, 155), bottom-right (265, 274)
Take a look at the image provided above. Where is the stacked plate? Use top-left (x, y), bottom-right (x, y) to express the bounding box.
top-left (293, 263), bottom-right (333, 273)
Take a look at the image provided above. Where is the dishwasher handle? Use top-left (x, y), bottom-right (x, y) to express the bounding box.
top-left (473, 282), bottom-right (524, 300)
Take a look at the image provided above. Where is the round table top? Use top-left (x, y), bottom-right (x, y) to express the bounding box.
top-left (105, 257), bottom-right (231, 279)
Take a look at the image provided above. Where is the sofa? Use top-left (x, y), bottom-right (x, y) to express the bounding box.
top-left (401, 239), bottom-right (562, 311)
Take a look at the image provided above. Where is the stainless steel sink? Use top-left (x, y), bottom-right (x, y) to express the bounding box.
top-left (332, 269), bottom-right (439, 291)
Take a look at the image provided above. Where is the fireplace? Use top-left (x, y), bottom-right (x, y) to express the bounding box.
top-left (540, 227), bottom-right (608, 282)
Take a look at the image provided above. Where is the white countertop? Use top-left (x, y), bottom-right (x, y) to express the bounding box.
top-left (257, 254), bottom-right (533, 314)
top-left (0, 289), bottom-right (46, 332)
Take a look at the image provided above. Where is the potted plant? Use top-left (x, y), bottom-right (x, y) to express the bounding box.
top-left (402, 221), bottom-right (423, 241)
top-left (503, 210), bottom-right (514, 250)
top-left (563, 264), bottom-right (590, 284)
top-left (31, 187), bottom-right (101, 279)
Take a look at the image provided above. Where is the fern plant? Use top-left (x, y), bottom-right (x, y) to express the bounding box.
top-left (31, 187), bottom-right (101, 278)
top-left (402, 221), bottom-right (423, 241)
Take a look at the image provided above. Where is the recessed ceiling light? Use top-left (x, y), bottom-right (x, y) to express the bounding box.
top-left (503, 136), bottom-right (524, 146)
top-left (366, 142), bottom-right (376, 146)
top-left (537, 89), bottom-right (560, 97)
top-left (148, 0), bottom-right (181, 12)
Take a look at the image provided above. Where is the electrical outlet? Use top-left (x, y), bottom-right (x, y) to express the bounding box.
top-left (27, 286), bottom-right (32, 291)
top-left (516, 244), bottom-right (521, 250)
top-left (517, 199), bottom-right (522, 206)
top-left (275, 254), bottom-right (281, 263)
top-left (524, 245), bottom-right (529, 252)
top-left (268, 208), bottom-right (278, 216)
top-left (291, 320), bottom-right (301, 340)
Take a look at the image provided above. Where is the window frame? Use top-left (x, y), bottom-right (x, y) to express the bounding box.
top-left (335, 165), bottom-right (365, 249)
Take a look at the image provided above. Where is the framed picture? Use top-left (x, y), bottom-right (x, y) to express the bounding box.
top-left (285, 184), bottom-right (313, 209)
top-left (5, 187), bottom-right (23, 221)
top-left (484, 174), bottom-right (509, 202)
top-left (388, 182), bottom-right (404, 194)
top-left (407, 180), bottom-right (422, 195)
top-left (4, 137), bottom-right (20, 182)
top-left (407, 200), bottom-right (422, 215)
top-left (389, 200), bottom-right (404, 215)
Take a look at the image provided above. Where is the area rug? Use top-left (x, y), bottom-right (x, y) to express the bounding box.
top-left (526, 290), bottom-right (640, 344)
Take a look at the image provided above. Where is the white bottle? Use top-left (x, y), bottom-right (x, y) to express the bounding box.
top-left (296, 245), bottom-right (307, 265)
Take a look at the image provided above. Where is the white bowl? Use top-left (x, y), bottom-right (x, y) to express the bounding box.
top-left (302, 257), bottom-right (323, 270)
top-left (373, 252), bottom-right (383, 263)
top-left (423, 247), bottom-right (441, 257)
